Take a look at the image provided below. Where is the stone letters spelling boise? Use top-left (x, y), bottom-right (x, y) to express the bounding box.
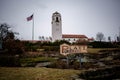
top-left (60, 43), bottom-right (87, 56)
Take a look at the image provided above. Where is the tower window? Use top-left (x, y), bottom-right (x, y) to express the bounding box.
top-left (56, 17), bottom-right (59, 22)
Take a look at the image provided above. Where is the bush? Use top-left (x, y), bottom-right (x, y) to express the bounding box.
top-left (3, 40), bottom-right (24, 54)
top-left (89, 41), bottom-right (117, 48)
top-left (82, 62), bottom-right (98, 69)
top-left (72, 61), bottom-right (81, 69)
top-left (0, 55), bottom-right (21, 67)
top-left (20, 57), bottom-right (56, 67)
top-left (42, 46), bottom-right (59, 51)
top-left (47, 60), bottom-right (68, 69)
top-left (78, 66), bottom-right (120, 79)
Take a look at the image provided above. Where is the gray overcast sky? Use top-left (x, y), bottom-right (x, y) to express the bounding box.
top-left (0, 0), bottom-right (120, 40)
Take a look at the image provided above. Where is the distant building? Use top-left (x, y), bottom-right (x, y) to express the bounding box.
top-left (52, 11), bottom-right (62, 42)
top-left (62, 34), bottom-right (88, 43)
top-left (51, 11), bottom-right (94, 43)
top-left (88, 38), bottom-right (94, 42)
top-left (23, 12), bottom-right (94, 43)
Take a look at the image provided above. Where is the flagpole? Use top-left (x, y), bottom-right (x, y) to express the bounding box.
top-left (32, 13), bottom-right (34, 41)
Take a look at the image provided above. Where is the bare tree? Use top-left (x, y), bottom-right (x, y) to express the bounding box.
top-left (108, 36), bottom-right (111, 42)
top-left (0, 23), bottom-right (10, 40)
top-left (39, 36), bottom-right (42, 40)
top-left (118, 27), bottom-right (120, 42)
top-left (96, 32), bottom-right (104, 42)
top-left (117, 36), bottom-right (120, 42)
top-left (0, 23), bottom-right (19, 50)
top-left (42, 36), bottom-right (44, 41)
top-left (49, 36), bottom-right (52, 41)
top-left (0, 23), bottom-right (10, 49)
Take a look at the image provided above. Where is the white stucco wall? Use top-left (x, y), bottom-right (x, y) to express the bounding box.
top-left (52, 12), bottom-right (62, 42)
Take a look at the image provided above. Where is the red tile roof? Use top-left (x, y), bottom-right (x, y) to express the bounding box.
top-left (88, 38), bottom-right (94, 41)
top-left (62, 34), bottom-right (88, 38)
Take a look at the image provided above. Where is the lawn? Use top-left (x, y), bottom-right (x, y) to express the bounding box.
top-left (20, 57), bottom-right (57, 67)
top-left (88, 48), bottom-right (119, 53)
top-left (0, 67), bottom-right (81, 80)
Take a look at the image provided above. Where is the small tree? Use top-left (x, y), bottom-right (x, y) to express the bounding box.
top-left (42, 36), bottom-right (45, 41)
top-left (108, 36), bottom-right (111, 42)
top-left (0, 23), bottom-right (10, 49)
top-left (0, 24), bottom-right (9, 39)
top-left (49, 36), bottom-right (52, 41)
top-left (39, 36), bottom-right (42, 40)
top-left (0, 23), bottom-right (24, 54)
top-left (117, 36), bottom-right (120, 42)
top-left (96, 32), bottom-right (104, 42)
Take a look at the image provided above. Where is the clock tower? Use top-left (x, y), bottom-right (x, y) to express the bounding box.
top-left (52, 11), bottom-right (62, 41)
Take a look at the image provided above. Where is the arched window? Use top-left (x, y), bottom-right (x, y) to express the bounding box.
top-left (56, 17), bottom-right (59, 22)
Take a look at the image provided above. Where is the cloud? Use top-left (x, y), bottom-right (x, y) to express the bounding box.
top-left (32, 0), bottom-right (48, 9)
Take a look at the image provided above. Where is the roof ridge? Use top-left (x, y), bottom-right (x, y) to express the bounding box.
top-left (62, 34), bottom-right (88, 38)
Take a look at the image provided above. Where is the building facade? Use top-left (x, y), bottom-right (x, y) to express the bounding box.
top-left (62, 34), bottom-right (88, 43)
top-left (51, 11), bottom-right (93, 43)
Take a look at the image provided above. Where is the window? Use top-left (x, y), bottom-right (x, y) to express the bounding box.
top-left (74, 39), bottom-right (75, 41)
top-left (68, 39), bottom-right (70, 41)
top-left (56, 17), bottom-right (59, 22)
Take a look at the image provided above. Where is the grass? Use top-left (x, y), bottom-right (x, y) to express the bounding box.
top-left (20, 57), bottom-right (56, 63)
top-left (20, 57), bottom-right (56, 67)
top-left (88, 48), bottom-right (120, 53)
top-left (0, 67), bottom-right (81, 80)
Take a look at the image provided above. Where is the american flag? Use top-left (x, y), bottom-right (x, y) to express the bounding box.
top-left (27, 14), bottom-right (33, 21)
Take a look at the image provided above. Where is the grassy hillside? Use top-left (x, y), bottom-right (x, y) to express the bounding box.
top-left (0, 67), bottom-right (81, 80)
top-left (88, 48), bottom-right (120, 53)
